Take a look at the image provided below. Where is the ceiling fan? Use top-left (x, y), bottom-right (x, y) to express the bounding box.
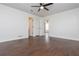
top-left (31, 3), bottom-right (53, 12)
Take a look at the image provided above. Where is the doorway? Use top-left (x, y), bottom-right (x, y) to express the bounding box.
top-left (44, 19), bottom-right (49, 42)
top-left (28, 17), bottom-right (33, 38)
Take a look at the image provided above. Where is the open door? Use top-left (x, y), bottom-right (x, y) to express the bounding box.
top-left (28, 17), bottom-right (33, 38)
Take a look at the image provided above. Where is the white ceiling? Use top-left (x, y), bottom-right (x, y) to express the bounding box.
top-left (1, 3), bottom-right (79, 17)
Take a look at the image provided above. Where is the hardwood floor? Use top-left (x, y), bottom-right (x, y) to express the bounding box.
top-left (0, 36), bottom-right (79, 56)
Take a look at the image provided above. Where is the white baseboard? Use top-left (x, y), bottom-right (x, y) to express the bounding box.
top-left (1, 35), bottom-right (79, 42)
top-left (0, 37), bottom-right (28, 43)
top-left (50, 35), bottom-right (79, 41)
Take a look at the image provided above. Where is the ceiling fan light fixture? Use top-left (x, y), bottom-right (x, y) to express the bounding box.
top-left (40, 6), bottom-right (44, 9)
top-left (31, 3), bottom-right (53, 12)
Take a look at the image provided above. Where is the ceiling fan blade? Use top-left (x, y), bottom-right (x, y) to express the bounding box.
top-left (40, 3), bottom-right (43, 6)
top-left (38, 8), bottom-right (40, 12)
top-left (31, 6), bottom-right (40, 7)
top-left (44, 3), bottom-right (53, 6)
top-left (44, 7), bottom-right (49, 11)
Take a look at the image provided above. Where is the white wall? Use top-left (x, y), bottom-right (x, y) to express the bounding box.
top-left (32, 17), bottom-right (43, 36)
top-left (1, 4), bottom-right (79, 42)
top-left (39, 18), bottom-right (45, 36)
top-left (0, 4), bottom-right (41, 42)
top-left (33, 17), bottom-right (45, 36)
top-left (46, 8), bottom-right (79, 41)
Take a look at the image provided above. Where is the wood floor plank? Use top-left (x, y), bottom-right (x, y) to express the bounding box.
top-left (0, 36), bottom-right (79, 56)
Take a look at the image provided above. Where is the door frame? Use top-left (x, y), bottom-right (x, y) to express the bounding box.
top-left (28, 16), bottom-right (33, 37)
